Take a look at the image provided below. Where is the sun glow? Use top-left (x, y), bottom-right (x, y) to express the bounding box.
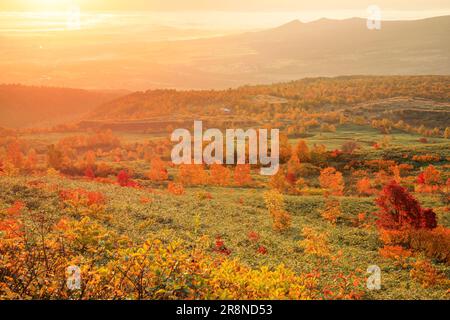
top-left (27, 0), bottom-right (77, 10)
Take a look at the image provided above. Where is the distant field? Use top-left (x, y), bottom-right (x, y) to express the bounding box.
top-left (292, 124), bottom-right (449, 151)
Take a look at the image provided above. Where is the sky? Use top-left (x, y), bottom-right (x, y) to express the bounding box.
top-left (1, 0), bottom-right (449, 35)
top-left (0, 0), bottom-right (449, 90)
top-left (1, 0), bottom-right (449, 14)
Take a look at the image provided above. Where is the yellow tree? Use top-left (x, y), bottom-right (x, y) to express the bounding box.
top-left (263, 189), bottom-right (291, 232)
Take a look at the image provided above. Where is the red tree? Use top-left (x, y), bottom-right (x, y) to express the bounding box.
top-left (376, 181), bottom-right (437, 230)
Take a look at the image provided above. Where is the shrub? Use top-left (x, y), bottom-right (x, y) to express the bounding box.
top-left (209, 164), bottom-right (231, 186)
top-left (117, 170), bottom-right (138, 187)
top-left (299, 227), bottom-right (330, 258)
top-left (234, 164), bottom-right (252, 186)
top-left (379, 246), bottom-right (412, 268)
top-left (320, 199), bottom-right (342, 224)
top-left (356, 177), bottom-right (374, 196)
top-left (263, 190), bottom-right (291, 232)
top-left (167, 182), bottom-right (184, 195)
top-left (410, 259), bottom-right (447, 288)
top-left (0, 214), bottom-right (326, 300)
top-left (379, 227), bottom-right (450, 264)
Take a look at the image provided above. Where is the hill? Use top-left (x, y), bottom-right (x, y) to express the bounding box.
top-left (0, 85), bottom-right (127, 128)
top-left (85, 76), bottom-right (450, 132)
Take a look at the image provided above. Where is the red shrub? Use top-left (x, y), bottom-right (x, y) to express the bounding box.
top-left (117, 170), bottom-right (138, 187)
top-left (248, 231), bottom-right (260, 243)
top-left (214, 236), bottom-right (231, 256)
top-left (84, 166), bottom-right (95, 179)
top-left (257, 246), bottom-right (268, 255)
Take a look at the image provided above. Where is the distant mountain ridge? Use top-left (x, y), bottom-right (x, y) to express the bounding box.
top-left (104, 15), bottom-right (449, 90)
top-left (1, 16), bottom-right (448, 91)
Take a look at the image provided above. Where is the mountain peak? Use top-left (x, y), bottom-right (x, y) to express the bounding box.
top-left (275, 19), bottom-right (303, 30)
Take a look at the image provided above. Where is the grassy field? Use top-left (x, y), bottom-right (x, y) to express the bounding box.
top-left (2, 119), bottom-right (449, 300)
top-left (1, 166), bottom-right (448, 299)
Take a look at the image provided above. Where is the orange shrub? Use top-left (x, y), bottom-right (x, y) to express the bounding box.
top-left (379, 246), bottom-right (412, 268)
top-left (320, 199), bottom-right (342, 224)
top-left (234, 164), bottom-right (252, 186)
top-left (167, 182), bottom-right (184, 195)
top-left (356, 177), bottom-right (374, 196)
top-left (412, 154), bottom-right (441, 163)
top-left (209, 164), bottom-right (231, 186)
top-left (410, 259), bottom-right (447, 288)
top-left (379, 227), bottom-right (450, 264)
top-left (59, 189), bottom-right (106, 207)
top-left (177, 164), bottom-right (208, 185)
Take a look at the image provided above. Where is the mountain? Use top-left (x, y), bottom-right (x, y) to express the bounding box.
top-left (0, 85), bottom-right (127, 128)
top-left (1, 16), bottom-right (449, 91)
top-left (169, 16), bottom-right (449, 88)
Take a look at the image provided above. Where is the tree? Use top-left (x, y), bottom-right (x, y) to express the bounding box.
top-left (294, 140), bottom-right (310, 162)
top-left (24, 149), bottom-right (37, 172)
top-left (417, 165), bottom-right (441, 193)
top-left (47, 144), bottom-right (63, 170)
top-left (287, 152), bottom-right (302, 178)
top-left (320, 199), bottom-right (342, 224)
top-left (319, 167), bottom-right (344, 196)
top-left (84, 167), bottom-right (95, 179)
top-left (279, 134), bottom-right (292, 163)
top-left (341, 141), bottom-right (360, 154)
top-left (263, 189), bottom-right (291, 232)
top-left (84, 151), bottom-right (96, 168)
top-left (310, 144), bottom-right (327, 165)
top-left (147, 157), bottom-right (168, 182)
top-left (269, 167), bottom-right (290, 193)
top-left (444, 127), bottom-right (450, 139)
top-left (6, 140), bottom-right (24, 169)
top-left (376, 181), bottom-right (437, 230)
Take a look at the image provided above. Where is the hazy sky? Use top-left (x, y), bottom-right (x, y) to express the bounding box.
top-left (1, 0), bottom-right (449, 13)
